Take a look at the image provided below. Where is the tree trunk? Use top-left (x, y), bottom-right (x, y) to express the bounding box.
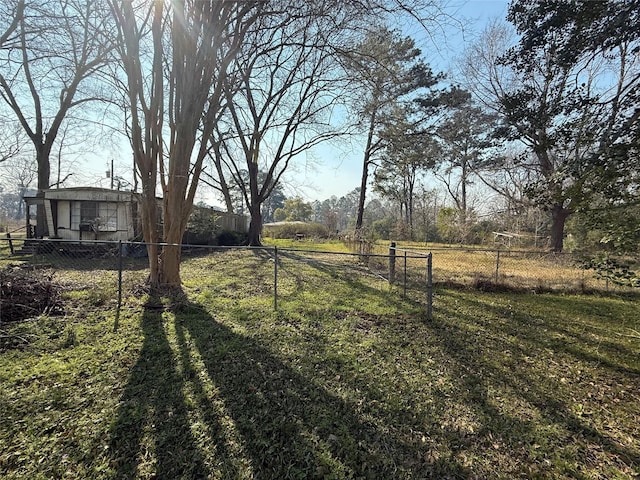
top-left (159, 196), bottom-right (188, 288)
top-left (355, 110), bottom-right (377, 236)
top-left (220, 179), bottom-right (234, 214)
top-left (461, 163), bottom-right (467, 218)
top-left (139, 191), bottom-right (160, 288)
top-left (159, 243), bottom-right (182, 287)
top-left (211, 143), bottom-right (234, 213)
top-left (460, 158), bottom-right (468, 243)
top-left (247, 207), bottom-right (262, 246)
top-left (407, 173), bottom-right (415, 241)
top-left (244, 151), bottom-right (264, 246)
top-left (34, 144), bottom-right (51, 237)
top-left (355, 160), bottom-right (369, 236)
top-left (549, 205), bottom-right (571, 252)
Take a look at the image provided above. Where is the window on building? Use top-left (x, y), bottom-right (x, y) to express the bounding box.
top-left (71, 201), bottom-right (118, 231)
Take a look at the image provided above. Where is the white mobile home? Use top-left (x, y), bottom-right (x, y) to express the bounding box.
top-left (24, 187), bottom-right (141, 242)
top-left (23, 187), bottom-right (248, 242)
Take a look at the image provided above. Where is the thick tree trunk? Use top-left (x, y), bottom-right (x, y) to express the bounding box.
top-left (159, 173), bottom-right (194, 288)
top-left (221, 183), bottom-right (234, 214)
top-left (140, 192), bottom-right (160, 288)
top-left (160, 221), bottom-right (185, 288)
top-left (159, 243), bottom-right (182, 287)
top-left (211, 146), bottom-right (234, 213)
top-left (246, 207), bottom-right (263, 246)
top-left (245, 156), bottom-right (264, 246)
top-left (549, 205), bottom-right (571, 252)
top-left (35, 145), bottom-right (51, 237)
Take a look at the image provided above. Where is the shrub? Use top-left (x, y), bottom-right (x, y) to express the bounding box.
top-left (582, 254), bottom-right (640, 288)
top-left (215, 230), bottom-right (247, 246)
top-left (263, 222), bottom-right (329, 239)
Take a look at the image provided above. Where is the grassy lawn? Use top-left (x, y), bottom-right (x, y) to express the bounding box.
top-left (1, 249), bottom-right (639, 479)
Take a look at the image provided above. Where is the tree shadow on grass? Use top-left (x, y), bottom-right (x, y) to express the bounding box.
top-left (175, 302), bottom-right (465, 478)
top-left (445, 290), bottom-right (640, 377)
top-left (275, 250), bottom-right (423, 311)
top-left (430, 292), bottom-right (640, 475)
top-left (107, 305), bottom-right (211, 479)
top-left (106, 299), bottom-right (470, 479)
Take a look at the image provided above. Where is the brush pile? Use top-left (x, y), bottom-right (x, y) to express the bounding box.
top-left (0, 266), bottom-right (63, 323)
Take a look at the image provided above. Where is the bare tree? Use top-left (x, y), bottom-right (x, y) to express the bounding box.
top-left (0, 0), bottom-right (23, 49)
top-left (0, 0), bottom-right (113, 236)
top-left (201, 139), bottom-right (235, 214)
top-left (209, 2), bottom-right (353, 246)
top-left (0, 120), bottom-right (29, 164)
top-left (459, 20), bottom-right (518, 113)
top-left (0, 154), bottom-right (37, 219)
top-left (109, 0), bottom-right (263, 287)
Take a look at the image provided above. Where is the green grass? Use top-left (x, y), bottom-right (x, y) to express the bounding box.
top-left (1, 249), bottom-right (639, 479)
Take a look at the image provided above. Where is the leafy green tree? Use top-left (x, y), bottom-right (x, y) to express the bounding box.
top-left (363, 197), bottom-right (390, 225)
top-left (464, 2), bottom-right (639, 252)
top-left (435, 98), bottom-right (498, 241)
top-left (274, 197), bottom-right (313, 222)
top-left (506, 0), bottom-right (639, 257)
top-left (504, 1), bottom-right (640, 251)
top-left (184, 202), bottom-right (219, 244)
top-left (370, 216), bottom-right (395, 240)
top-left (373, 106), bottom-right (441, 239)
top-left (436, 207), bottom-right (461, 244)
top-left (261, 183), bottom-right (286, 223)
top-left (343, 27), bottom-right (445, 236)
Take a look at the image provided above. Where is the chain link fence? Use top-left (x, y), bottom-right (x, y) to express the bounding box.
top-left (0, 238), bottom-right (434, 323)
top-left (1, 237), bottom-right (636, 324)
top-left (394, 245), bottom-right (638, 293)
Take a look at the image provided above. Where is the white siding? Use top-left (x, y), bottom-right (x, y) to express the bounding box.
top-left (58, 201), bottom-right (71, 229)
top-left (56, 201), bottom-right (78, 240)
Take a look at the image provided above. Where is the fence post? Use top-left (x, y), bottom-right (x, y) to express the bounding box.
top-left (273, 246), bottom-right (278, 311)
top-left (113, 240), bottom-right (123, 331)
top-left (388, 241), bottom-right (396, 284)
top-left (495, 249), bottom-right (501, 283)
top-left (403, 251), bottom-right (407, 298)
top-left (6, 232), bottom-right (14, 255)
top-left (117, 240), bottom-right (123, 313)
top-left (426, 252), bottom-right (433, 320)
